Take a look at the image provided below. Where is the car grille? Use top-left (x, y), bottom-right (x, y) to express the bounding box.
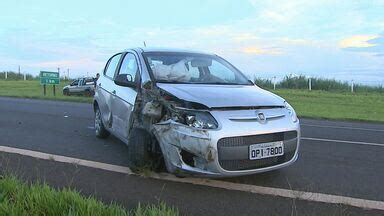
top-left (217, 131), bottom-right (298, 171)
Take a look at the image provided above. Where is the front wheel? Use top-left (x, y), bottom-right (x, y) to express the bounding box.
top-left (95, 106), bottom-right (110, 138)
top-left (127, 128), bottom-right (153, 170)
top-left (63, 88), bottom-right (70, 96)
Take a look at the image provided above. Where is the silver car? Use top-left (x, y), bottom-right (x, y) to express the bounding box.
top-left (63, 77), bottom-right (95, 96)
top-left (94, 48), bottom-right (300, 177)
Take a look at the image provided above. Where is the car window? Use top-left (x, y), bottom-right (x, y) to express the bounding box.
top-left (208, 60), bottom-right (235, 82)
top-left (118, 53), bottom-right (138, 82)
top-left (85, 78), bottom-right (94, 83)
top-left (71, 80), bottom-right (78, 86)
top-left (104, 54), bottom-right (122, 78)
top-left (143, 52), bottom-right (251, 85)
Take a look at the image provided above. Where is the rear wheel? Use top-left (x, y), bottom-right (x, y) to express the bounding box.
top-left (95, 106), bottom-right (110, 138)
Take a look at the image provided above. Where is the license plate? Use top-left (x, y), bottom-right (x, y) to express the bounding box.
top-left (249, 141), bottom-right (284, 160)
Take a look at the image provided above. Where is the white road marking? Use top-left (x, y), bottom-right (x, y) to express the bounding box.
top-left (302, 123), bottom-right (384, 132)
top-left (302, 137), bottom-right (384, 147)
top-left (150, 173), bottom-right (384, 211)
top-left (0, 146), bottom-right (132, 175)
top-left (0, 145), bottom-right (384, 211)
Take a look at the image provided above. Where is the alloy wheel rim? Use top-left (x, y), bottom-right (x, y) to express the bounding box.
top-left (95, 110), bottom-right (101, 133)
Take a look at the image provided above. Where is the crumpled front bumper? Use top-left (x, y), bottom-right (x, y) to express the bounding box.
top-left (152, 109), bottom-right (300, 178)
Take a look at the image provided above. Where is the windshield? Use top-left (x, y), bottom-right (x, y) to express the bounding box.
top-left (143, 52), bottom-right (252, 85)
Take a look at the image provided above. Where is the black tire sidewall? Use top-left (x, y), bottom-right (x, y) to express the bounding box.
top-left (127, 128), bottom-right (152, 169)
top-left (63, 88), bottom-right (69, 96)
top-left (95, 106), bottom-right (109, 138)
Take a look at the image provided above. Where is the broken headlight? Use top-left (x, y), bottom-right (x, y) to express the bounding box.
top-left (284, 101), bottom-right (298, 123)
top-left (173, 110), bottom-right (218, 129)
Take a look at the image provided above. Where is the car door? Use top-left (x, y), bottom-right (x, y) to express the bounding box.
top-left (68, 79), bottom-right (79, 94)
top-left (111, 52), bottom-right (139, 141)
top-left (74, 78), bottom-right (86, 94)
top-left (96, 53), bottom-right (123, 132)
top-left (77, 78), bottom-right (87, 92)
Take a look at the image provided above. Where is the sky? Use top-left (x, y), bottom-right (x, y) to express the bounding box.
top-left (0, 0), bottom-right (383, 85)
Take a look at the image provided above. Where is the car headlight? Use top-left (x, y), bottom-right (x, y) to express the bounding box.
top-left (173, 109), bottom-right (218, 129)
top-left (284, 101), bottom-right (298, 123)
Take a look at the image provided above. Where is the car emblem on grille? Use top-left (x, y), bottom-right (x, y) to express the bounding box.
top-left (257, 112), bottom-right (267, 124)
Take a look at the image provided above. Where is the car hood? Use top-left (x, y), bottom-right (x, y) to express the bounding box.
top-left (156, 83), bottom-right (285, 108)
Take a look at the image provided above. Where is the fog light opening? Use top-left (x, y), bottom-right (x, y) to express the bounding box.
top-left (180, 150), bottom-right (196, 167)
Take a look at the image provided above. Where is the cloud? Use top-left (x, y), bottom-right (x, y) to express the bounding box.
top-left (240, 46), bottom-right (283, 55)
top-left (340, 33), bottom-right (384, 57)
top-left (339, 35), bottom-right (378, 48)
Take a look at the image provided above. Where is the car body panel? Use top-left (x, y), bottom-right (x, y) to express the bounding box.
top-left (111, 85), bottom-right (136, 141)
top-left (94, 51), bottom-right (140, 142)
top-left (96, 75), bottom-right (115, 132)
top-left (156, 83), bottom-right (285, 108)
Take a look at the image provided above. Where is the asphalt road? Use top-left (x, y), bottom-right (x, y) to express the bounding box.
top-left (0, 96), bottom-right (383, 215)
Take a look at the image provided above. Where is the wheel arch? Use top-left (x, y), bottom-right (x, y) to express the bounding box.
top-left (93, 100), bottom-right (99, 112)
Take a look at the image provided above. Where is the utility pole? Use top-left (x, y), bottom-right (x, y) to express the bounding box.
top-left (309, 77), bottom-right (312, 91)
top-left (23, 71), bottom-right (26, 80)
top-left (18, 65), bottom-right (20, 76)
top-left (67, 68), bottom-right (70, 80)
top-left (5, 71), bottom-right (7, 79)
top-left (143, 41), bottom-right (147, 47)
top-left (351, 80), bottom-right (354, 93)
top-left (273, 76), bottom-right (276, 90)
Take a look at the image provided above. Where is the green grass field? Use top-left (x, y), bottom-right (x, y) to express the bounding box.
top-left (0, 80), bottom-right (383, 122)
top-left (273, 89), bottom-right (384, 122)
top-left (0, 176), bottom-right (178, 216)
top-left (0, 80), bottom-right (92, 103)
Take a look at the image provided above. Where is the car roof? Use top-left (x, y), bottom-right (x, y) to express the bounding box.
top-left (125, 47), bottom-right (215, 55)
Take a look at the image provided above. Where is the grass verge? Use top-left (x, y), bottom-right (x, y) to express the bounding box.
top-left (0, 176), bottom-right (178, 216)
top-left (0, 80), bottom-right (92, 103)
top-left (273, 89), bottom-right (384, 122)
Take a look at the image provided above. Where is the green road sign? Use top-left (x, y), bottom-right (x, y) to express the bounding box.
top-left (40, 71), bottom-right (60, 85)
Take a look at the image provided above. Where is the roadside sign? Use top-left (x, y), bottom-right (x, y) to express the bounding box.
top-left (40, 71), bottom-right (60, 85)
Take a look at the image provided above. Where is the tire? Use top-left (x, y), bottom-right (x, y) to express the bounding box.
top-left (94, 106), bottom-right (110, 138)
top-left (127, 128), bottom-right (152, 170)
top-left (84, 89), bottom-right (93, 97)
top-left (63, 88), bottom-right (70, 96)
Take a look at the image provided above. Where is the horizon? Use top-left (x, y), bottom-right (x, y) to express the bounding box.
top-left (0, 0), bottom-right (383, 86)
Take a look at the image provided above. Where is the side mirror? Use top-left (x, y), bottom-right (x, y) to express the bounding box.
top-left (114, 74), bottom-right (136, 88)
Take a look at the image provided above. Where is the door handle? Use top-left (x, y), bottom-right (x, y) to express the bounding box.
top-left (112, 90), bottom-right (116, 95)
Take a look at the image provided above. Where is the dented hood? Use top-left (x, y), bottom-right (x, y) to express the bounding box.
top-left (156, 83), bottom-right (285, 108)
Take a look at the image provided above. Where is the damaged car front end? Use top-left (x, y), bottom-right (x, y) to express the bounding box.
top-left (95, 48), bottom-right (300, 178)
top-left (149, 84), bottom-right (300, 177)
